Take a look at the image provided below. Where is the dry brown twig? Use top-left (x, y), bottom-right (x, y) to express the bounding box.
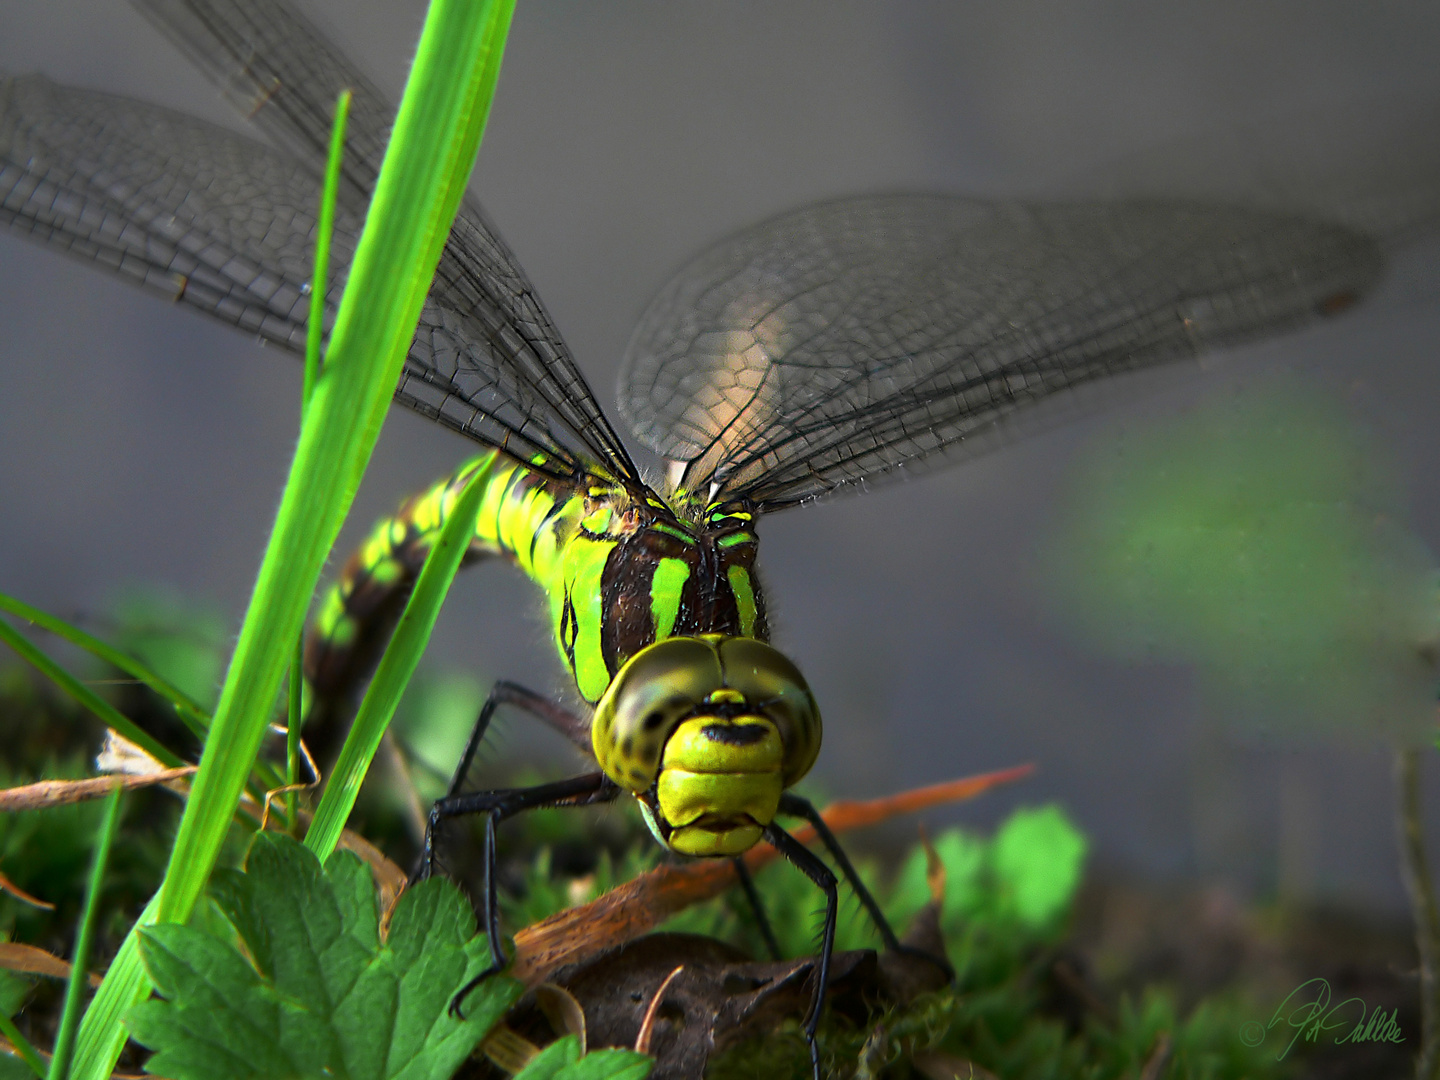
top-left (0, 942), bottom-right (101, 988)
top-left (0, 769), bottom-right (197, 813)
top-left (510, 763), bottom-right (1035, 984)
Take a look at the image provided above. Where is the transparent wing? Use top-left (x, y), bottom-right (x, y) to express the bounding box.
top-left (618, 195), bottom-right (1384, 511)
top-left (1, 73), bottom-right (328, 342)
top-left (0, 0), bottom-right (639, 484)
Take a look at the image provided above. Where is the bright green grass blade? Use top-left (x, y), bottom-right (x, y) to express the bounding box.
top-left (305, 452), bottom-right (495, 860)
top-left (0, 593), bottom-right (208, 738)
top-left (68, 3), bottom-right (516, 1077)
top-left (68, 894), bottom-right (156, 1080)
top-left (0, 618), bottom-right (183, 769)
top-left (0, 1012), bottom-right (45, 1079)
top-left (48, 785), bottom-right (123, 1080)
top-left (157, 0), bottom-right (516, 927)
top-left (290, 88), bottom-right (354, 833)
top-left (303, 89), bottom-right (352, 414)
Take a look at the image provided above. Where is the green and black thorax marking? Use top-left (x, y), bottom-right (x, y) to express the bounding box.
top-left (307, 450), bottom-right (768, 707)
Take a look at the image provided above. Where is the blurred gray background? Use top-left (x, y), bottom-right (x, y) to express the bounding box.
top-left (2, 1), bottom-right (1439, 913)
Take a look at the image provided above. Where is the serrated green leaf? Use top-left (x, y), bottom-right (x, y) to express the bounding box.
top-left (127, 928), bottom-right (301, 1080)
top-left (507, 1029), bottom-right (652, 1080)
top-left (552, 1048), bottom-right (653, 1080)
top-left (990, 805), bottom-right (1087, 928)
top-left (512, 1035), bottom-right (580, 1080)
top-left (128, 833), bottom-right (521, 1080)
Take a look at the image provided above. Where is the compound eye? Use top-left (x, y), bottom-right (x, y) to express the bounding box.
top-left (716, 637), bottom-right (822, 786)
top-left (591, 638), bottom-right (722, 791)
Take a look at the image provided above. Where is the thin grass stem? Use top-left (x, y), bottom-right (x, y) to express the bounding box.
top-left (0, 619), bottom-right (181, 769)
top-left (303, 89), bottom-right (352, 414)
top-left (0, 594), bottom-right (209, 739)
top-left (48, 785), bottom-right (123, 1080)
top-left (305, 454), bottom-right (494, 860)
top-left (0, 1011), bottom-right (46, 1079)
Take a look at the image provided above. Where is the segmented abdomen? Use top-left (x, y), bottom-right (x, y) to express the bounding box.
top-left (304, 452), bottom-right (585, 706)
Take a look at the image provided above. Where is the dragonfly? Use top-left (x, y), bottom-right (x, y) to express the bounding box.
top-left (1, 0), bottom-right (1418, 1071)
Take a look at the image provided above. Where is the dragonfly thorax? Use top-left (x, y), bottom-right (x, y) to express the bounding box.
top-left (591, 634), bottom-right (822, 856)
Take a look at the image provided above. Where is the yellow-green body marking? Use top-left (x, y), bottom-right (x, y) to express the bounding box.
top-left (307, 451), bottom-right (821, 856)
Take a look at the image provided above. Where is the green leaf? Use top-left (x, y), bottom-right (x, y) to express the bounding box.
top-left (127, 833), bottom-right (520, 1080)
top-left (552, 1050), bottom-right (653, 1080)
top-left (512, 1035), bottom-right (652, 1080)
top-left (512, 1035), bottom-right (580, 1079)
top-left (0, 971), bottom-right (31, 1020)
top-left (990, 805), bottom-right (1087, 928)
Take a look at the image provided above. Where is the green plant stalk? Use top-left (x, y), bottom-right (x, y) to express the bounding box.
top-left (154, 0), bottom-right (514, 929)
top-left (0, 592), bottom-right (209, 738)
top-left (69, 896), bottom-right (156, 1080)
top-left (305, 453), bottom-right (495, 860)
top-left (1397, 747), bottom-right (1440, 1080)
top-left (303, 88), bottom-right (353, 413)
top-left (290, 88), bottom-right (354, 834)
top-left (0, 1011), bottom-right (46, 1079)
top-left (49, 785), bottom-right (123, 1080)
top-left (68, 2), bottom-right (516, 1076)
top-left (287, 637), bottom-right (304, 833)
top-left (0, 618), bottom-right (182, 769)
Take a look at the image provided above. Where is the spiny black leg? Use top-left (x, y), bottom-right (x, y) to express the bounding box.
top-left (415, 681), bottom-right (593, 884)
top-left (442, 681), bottom-right (591, 805)
top-left (764, 822), bottom-right (836, 1080)
top-left (482, 812), bottom-right (503, 969)
top-left (482, 680), bottom-right (593, 754)
top-left (439, 683), bottom-right (507, 804)
top-left (777, 793), bottom-right (955, 983)
top-left (733, 856), bottom-right (782, 961)
top-left (420, 771), bottom-right (620, 1017)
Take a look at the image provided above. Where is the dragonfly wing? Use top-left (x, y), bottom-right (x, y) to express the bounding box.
top-left (0, 0), bottom-right (639, 484)
top-left (134, 0), bottom-right (640, 482)
top-left (618, 195), bottom-right (1383, 511)
top-left (1, 73), bottom-right (331, 349)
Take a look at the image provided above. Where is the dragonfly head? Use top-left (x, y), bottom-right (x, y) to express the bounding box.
top-left (591, 634), bottom-right (821, 856)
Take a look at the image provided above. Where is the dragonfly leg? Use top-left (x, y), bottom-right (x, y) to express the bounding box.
top-left (437, 681), bottom-right (590, 806)
top-left (763, 822), bottom-right (836, 1080)
top-left (777, 793), bottom-right (954, 982)
top-left (468, 680), bottom-right (593, 755)
top-left (414, 680), bottom-right (593, 883)
top-left (420, 771), bottom-right (621, 1016)
top-left (732, 856), bottom-right (783, 960)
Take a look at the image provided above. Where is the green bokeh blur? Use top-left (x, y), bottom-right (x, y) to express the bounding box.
top-left (1041, 382), bottom-right (1439, 745)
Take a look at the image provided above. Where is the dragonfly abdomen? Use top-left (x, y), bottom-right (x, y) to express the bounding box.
top-left (303, 452), bottom-right (578, 705)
